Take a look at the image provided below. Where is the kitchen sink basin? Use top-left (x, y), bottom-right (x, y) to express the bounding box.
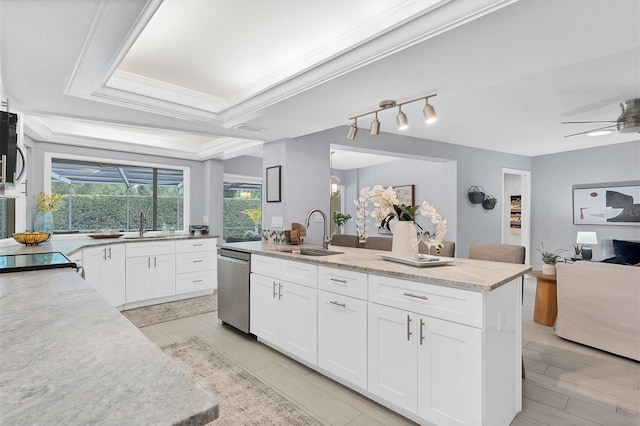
top-left (123, 234), bottom-right (185, 240)
top-left (280, 248), bottom-right (344, 256)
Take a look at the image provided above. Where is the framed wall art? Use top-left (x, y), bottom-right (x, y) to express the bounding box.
top-left (572, 181), bottom-right (640, 226)
top-left (266, 166), bottom-right (281, 203)
top-left (394, 184), bottom-right (415, 206)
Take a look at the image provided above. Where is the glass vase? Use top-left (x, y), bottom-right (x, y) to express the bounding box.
top-left (33, 210), bottom-right (54, 235)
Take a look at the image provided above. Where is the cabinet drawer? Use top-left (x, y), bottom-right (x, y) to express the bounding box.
top-left (368, 274), bottom-right (483, 328)
top-left (126, 241), bottom-right (175, 258)
top-left (175, 238), bottom-right (217, 253)
top-left (318, 266), bottom-right (367, 300)
top-left (176, 270), bottom-right (216, 293)
top-left (176, 252), bottom-right (216, 274)
top-left (251, 254), bottom-right (281, 278)
top-left (281, 259), bottom-right (317, 288)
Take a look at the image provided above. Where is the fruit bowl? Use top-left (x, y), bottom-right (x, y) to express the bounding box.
top-left (12, 232), bottom-right (51, 245)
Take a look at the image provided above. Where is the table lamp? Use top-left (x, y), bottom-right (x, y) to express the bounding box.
top-left (576, 231), bottom-right (598, 260)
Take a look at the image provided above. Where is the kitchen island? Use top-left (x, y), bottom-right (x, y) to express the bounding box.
top-left (0, 268), bottom-right (218, 424)
top-left (222, 241), bottom-right (531, 426)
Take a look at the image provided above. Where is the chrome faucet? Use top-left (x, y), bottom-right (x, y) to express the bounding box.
top-left (304, 208), bottom-right (330, 250)
top-left (139, 211), bottom-right (147, 238)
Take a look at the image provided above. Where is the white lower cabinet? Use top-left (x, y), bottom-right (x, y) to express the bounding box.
top-left (368, 302), bottom-right (482, 425)
top-left (125, 242), bottom-right (176, 304)
top-left (250, 272), bottom-right (318, 364)
top-left (318, 290), bottom-right (367, 389)
top-left (175, 238), bottom-right (217, 293)
top-left (83, 245), bottom-right (126, 308)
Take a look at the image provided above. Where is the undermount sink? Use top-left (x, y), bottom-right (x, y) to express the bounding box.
top-left (123, 234), bottom-right (184, 240)
top-left (280, 248), bottom-right (344, 256)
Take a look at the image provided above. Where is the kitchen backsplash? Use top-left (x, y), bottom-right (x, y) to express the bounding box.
top-left (262, 229), bottom-right (288, 243)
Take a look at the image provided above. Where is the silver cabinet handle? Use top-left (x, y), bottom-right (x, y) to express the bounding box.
top-left (420, 319), bottom-right (425, 345)
top-left (330, 278), bottom-right (347, 284)
top-left (154, 256), bottom-right (157, 268)
top-left (404, 292), bottom-right (428, 300)
top-left (192, 243), bottom-right (203, 247)
top-left (148, 257), bottom-right (151, 268)
top-left (278, 283), bottom-right (283, 300)
top-left (193, 279), bottom-right (203, 283)
top-left (108, 246), bottom-right (112, 260)
top-left (329, 300), bottom-right (346, 308)
top-left (102, 247), bottom-right (107, 260)
top-left (272, 281), bottom-right (278, 299)
top-left (407, 315), bottom-right (413, 341)
top-left (192, 259), bottom-right (204, 263)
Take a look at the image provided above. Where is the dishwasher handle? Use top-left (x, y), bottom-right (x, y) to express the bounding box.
top-left (218, 254), bottom-right (250, 266)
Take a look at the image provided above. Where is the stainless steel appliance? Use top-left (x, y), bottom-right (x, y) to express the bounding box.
top-left (217, 248), bottom-right (251, 333)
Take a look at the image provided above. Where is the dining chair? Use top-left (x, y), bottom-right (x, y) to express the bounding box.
top-left (419, 240), bottom-right (456, 257)
top-left (330, 234), bottom-right (360, 248)
top-left (468, 242), bottom-right (526, 378)
top-left (364, 237), bottom-right (393, 251)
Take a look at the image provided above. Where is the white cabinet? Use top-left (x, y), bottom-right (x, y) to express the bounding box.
top-left (250, 255), bottom-right (318, 364)
top-left (175, 238), bottom-right (217, 294)
top-left (317, 266), bottom-right (368, 389)
top-left (368, 275), bottom-right (484, 425)
top-left (83, 244), bottom-right (125, 308)
top-left (125, 241), bottom-right (175, 304)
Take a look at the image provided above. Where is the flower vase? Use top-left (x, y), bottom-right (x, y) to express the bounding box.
top-left (33, 210), bottom-right (54, 235)
top-left (542, 264), bottom-right (556, 275)
top-left (392, 221), bottom-right (418, 259)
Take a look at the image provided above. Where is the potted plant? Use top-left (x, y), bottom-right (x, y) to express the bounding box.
top-left (331, 211), bottom-right (351, 234)
top-left (482, 195), bottom-right (498, 210)
top-left (573, 244), bottom-right (582, 258)
top-left (468, 186), bottom-right (485, 204)
top-left (537, 242), bottom-right (566, 275)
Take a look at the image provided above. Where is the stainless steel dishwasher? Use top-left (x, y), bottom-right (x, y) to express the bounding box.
top-left (217, 248), bottom-right (251, 333)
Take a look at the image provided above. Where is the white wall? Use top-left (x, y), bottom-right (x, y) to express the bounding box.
top-left (223, 155), bottom-right (262, 177)
top-left (531, 141), bottom-right (640, 269)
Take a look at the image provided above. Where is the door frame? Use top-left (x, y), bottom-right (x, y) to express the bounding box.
top-left (501, 168), bottom-right (531, 265)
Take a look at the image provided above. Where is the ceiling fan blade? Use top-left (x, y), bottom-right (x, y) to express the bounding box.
top-left (564, 125), bottom-right (617, 137)
top-left (561, 120), bottom-right (617, 124)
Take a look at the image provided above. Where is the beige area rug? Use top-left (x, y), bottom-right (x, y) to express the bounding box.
top-left (121, 294), bottom-right (217, 327)
top-left (162, 336), bottom-right (324, 426)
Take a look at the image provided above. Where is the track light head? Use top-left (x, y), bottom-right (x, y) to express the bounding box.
top-left (347, 119), bottom-right (358, 140)
top-left (423, 101), bottom-right (437, 124)
top-left (396, 107), bottom-right (408, 130)
top-left (370, 113), bottom-right (380, 135)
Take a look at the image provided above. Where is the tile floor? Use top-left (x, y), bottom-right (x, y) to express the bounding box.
top-left (139, 277), bottom-right (639, 425)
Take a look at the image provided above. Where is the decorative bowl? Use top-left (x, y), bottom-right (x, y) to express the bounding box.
top-left (12, 232), bottom-right (51, 245)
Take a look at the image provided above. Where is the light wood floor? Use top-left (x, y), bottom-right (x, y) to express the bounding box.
top-left (139, 278), bottom-right (639, 425)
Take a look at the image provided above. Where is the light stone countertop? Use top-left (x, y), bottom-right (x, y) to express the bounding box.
top-left (0, 268), bottom-right (218, 425)
top-left (222, 241), bottom-right (532, 291)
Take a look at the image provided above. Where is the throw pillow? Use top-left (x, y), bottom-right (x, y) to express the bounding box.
top-left (612, 239), bottom-right (640, 265)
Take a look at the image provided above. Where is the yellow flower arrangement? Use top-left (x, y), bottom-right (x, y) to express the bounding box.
top-left (35, 192), bottom-right (62, 211)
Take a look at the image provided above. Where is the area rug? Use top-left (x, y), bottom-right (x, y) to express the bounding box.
top-left (121, 293), bottom-right (217, 327)
top-left (161, 336), bottom-right (324, 426)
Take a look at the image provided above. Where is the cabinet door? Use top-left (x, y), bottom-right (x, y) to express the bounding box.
top-left (250, 273), bottom-right (279, 344)
top-left (126, 256), bottom-right (151, 303)
top-left (102, 245), bottom-right (125, 307)
top-left (417, 316), bottom-right (482, 425)
top-left (318, 290), bottom-right (367, 389)
top-left (83, 246), bottom-right (107, 294)
top-left (150, 254), bottom-right (176, 299)
top-left (368, 303), bottom-right (417, 413)
top-left (279, 281), bottom-right (317, 365)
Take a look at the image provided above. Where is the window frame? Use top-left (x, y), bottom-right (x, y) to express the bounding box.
top-left (44, 152), bottom-right (190, 233)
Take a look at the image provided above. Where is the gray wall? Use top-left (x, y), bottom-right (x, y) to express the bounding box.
top-left (223, 155), bottom-right (262, 177)
top-left (531, 140), bottom-right (640, 269)
top-left (26, 137), bottom-right (223, 235)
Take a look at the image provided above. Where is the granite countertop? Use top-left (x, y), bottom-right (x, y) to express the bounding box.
top-left (1, 233), bottom-right (219, 257)
top-left (0, 268), bottom-right (218, 424)
top-left (222, 241), bottom-right (532, 291)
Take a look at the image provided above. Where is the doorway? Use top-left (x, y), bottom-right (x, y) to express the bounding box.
top-left (502, 168), bottom-right (531, 264)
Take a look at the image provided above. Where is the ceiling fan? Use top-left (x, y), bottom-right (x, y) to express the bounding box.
top-left (562, 98), bottom-right (640, 137)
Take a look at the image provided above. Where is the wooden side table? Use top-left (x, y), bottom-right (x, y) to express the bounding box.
top-left (530, 271), bottom-right (558, 326)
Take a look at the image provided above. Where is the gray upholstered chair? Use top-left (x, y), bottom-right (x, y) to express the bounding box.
top-left (364, 237), bottom-right (393, 251)
top-left (419, 240), bottom-right (456, 257)
top-left (330, 234), bottom-right (359, 248)
top-left (468, 242), bottom-right (526, 378)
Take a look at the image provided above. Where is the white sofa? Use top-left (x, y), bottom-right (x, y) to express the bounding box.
top-left (555, 260), bottom-right (640, 361)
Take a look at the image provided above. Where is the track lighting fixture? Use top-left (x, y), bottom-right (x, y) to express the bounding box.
top-left (347, 118), bottom-right (358, 140)
top-left (370, 112), bottom-right (380, 135)
top-left (347, 94), bottom-right (437, 139)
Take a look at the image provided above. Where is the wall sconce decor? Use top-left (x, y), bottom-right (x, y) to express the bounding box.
top-left (468, 186), bottom-right (485, 204)
top-left (346, 94), bottom-right (437, 139)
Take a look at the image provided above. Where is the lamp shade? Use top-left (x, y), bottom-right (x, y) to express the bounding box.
top-left (576, 231), bottom-right (598, 245)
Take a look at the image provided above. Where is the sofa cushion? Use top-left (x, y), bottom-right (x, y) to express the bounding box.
top-left (613, 239), bottom-right (640, 265)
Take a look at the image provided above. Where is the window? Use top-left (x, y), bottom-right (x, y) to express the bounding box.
top-left (50, 158), bottom-right (185, 233)
top-left (223, 176), bottom-right (262, 240)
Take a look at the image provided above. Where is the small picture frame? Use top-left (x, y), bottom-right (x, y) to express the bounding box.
top-left (266, 166), bottom-right (281, 203)
top-left (394, 184), bottom-right (415, 206)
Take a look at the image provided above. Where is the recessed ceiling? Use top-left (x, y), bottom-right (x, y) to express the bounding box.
top-left (0, 0), bottom-right (638, 161)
